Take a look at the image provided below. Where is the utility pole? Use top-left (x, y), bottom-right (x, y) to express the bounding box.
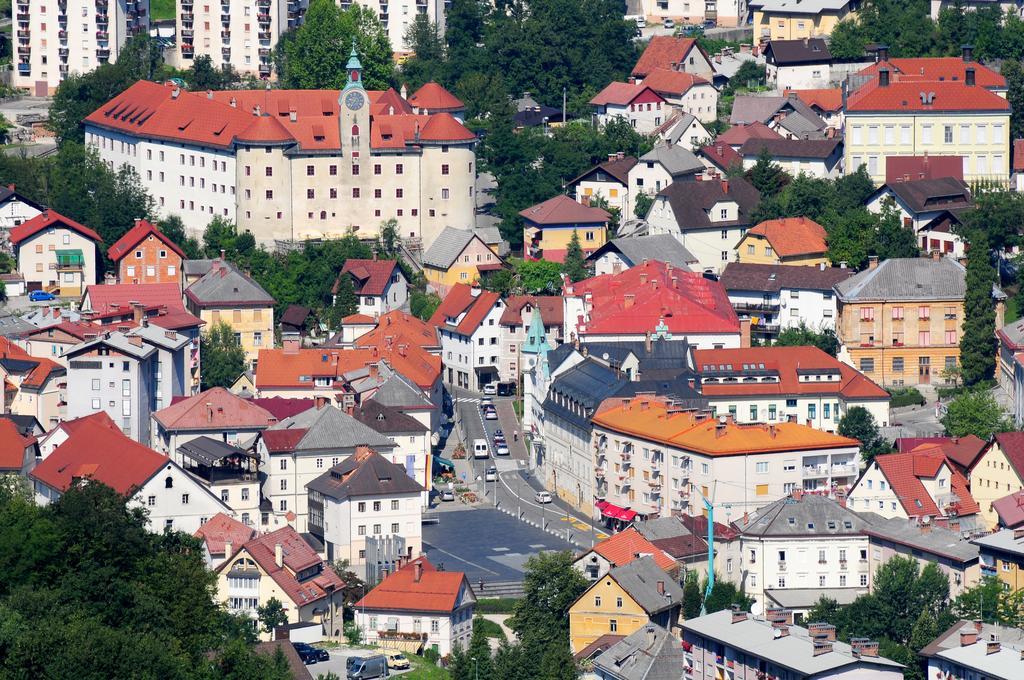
top-left (562, 86), bottom-right (567, 126)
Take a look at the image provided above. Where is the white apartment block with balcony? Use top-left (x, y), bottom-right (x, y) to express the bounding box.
top-left (174, 0), bottom-right (294, 78)
top-left (14, 0), bottom-right (149, 95)
top-left (341, 0), bottom-right (448, 55)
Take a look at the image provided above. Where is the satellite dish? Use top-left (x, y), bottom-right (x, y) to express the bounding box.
top-left (751, 601), bottom-right (763, 616)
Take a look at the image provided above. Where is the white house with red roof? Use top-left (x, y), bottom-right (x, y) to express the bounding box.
top-left (36, 411), bottom-right (119, 460)
top-left (195, 512), bottom-right (257, 569)
top-left (337, 258), bottom-right (409, 318)
top-left (631, 36), bottom-right (715, 81)
top-left (151, 386), bottom-right (279, 456)
top-left (213, 525), bottom-right (345, 640)
top-left (590, 83), bottom-right (669, 135)
top-left (10, 209), bottom-right (102, 297)
top-left (635, 69), bottom-right (718, 123)
top-left (355, 556), bottom-right (475, 656)
top-left (562, 260), bottom-right (740, 348)
top-left (428, 284), bottom-right (505, 391)
top-left (30, 416), bottom-right (230, 534)
top-left (83, 51), bottom-right (476, 251)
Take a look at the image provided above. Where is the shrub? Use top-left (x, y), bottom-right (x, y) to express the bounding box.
top-left (888, 387), bottom-right (926, 408)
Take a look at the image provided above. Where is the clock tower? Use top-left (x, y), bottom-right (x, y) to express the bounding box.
top-left (339, 41), bottom-right (369, 160)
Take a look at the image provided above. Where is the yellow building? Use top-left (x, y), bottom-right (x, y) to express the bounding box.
top-left (972, 433), bottom-right (1024, 530)
top-left (735, 216), bottom-right (829, 266)
top-left (421, 227), bottom-right (505, 298)
top-left (974, 529), bottom-right (1024, 592)
top-left (520, 194), bottom-right (609, 265)
top-left (845, 59), bottom-right (1011, 184)
top-left (752, 0), bottom-right (859, 41)
top-left (568, 556), bottom-right (683, 653)
top-left (184, 259), bottom-right (275, 370)
top-left (835, 256), bottom-right (1004, 388)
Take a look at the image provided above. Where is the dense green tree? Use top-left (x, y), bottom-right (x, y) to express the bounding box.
top-left (959, 190), bottom-right (1024, 257)
top-left (827, 18), bottom-right (869, 59)
top-left (874, 202), bottom-right (921, 260)
top-left (401, 15), bottom-right (446, 88)
top-left (157, 215), bottom-right (202, 259)
top-left (746, 147), bottom-right (789, 196)
top-left (256, 598), bottom-right (288, 637)
top-left (508, 551), bottom-right (587, 655)
top-left (682, 571), bottom-right (703, 619)
top-left (838, 406), bottom-right (890, 461)
top-left (824, 208), bottom-right (875, 269)
top-left (410, 291), bottom-right (442, 320)
top-left (941, 389), bottom-right (1013, 439)
top-left (635, 192), bottom-right (655, 220)
top-left (1003, 59), bottom-right (1024, 143)
top-left (492, 641), bottom-right (532, 680)
top-left (200, 321), bottom-right (247, 390)
top-left (186, 54), bottom-right (241, 90)
top-left (723, 60), bottom-right (765, 94)
top-left (960, 230), bottom-right (998, 386)
top-left (325, 273), bottom-right (358, 329)
top-left (952, 576), bottom-right (1024, 626)
top-left (562, 230), bottom-right (588, 282)
top-left (513, 258), bottom-right (563, 294)
top-left (774, 323), bottom-right (840, 357)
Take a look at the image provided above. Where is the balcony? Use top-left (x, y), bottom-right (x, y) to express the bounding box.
top-left (257, 13), bottom-right (270, 21)
top-left (181, 44), bottom-right (195, 54)
top-left (221, 30), bottom-right (231, 39)
top-left (222, 46), bottom-right (231, 56)
top-left (96, 47), bottom-right (111, 59)
top-left (17, 29), bottom-right (29, 38)
top-left (15, 0), bottom-right (28, 6)
top-left (58, 47), bottom-right (69, 57)
top-left (258, 31), bottom-right (272, 40)
top-left (55, 249), bottom-right (85, 272)
top-left (257, 0), bottom-right (271, 5)
top-left (17, 63), bottom-right (30, 74)
top-left (96, 30), bottom-right (109, 40)
top-left (733, 301), bottom-right (780, 313)
top-left (258, 47), bottom-right (271, 57)
top-left (182, 12), bottom-right (193, 20)
top-left (620, 450), bottom-right (631, 461)
top-left (181, 28), bottom-right (194, 38)
top-left (595, 467), bottom-right (605, 478)
top-left (182, 0), bottom-right (192, 6)
top-left (17, 45), bottom-right (30, 55)
top-left (58, 30), bottom-right (67, 39)
top-left (222, 13), bottom-right (231, 22)
top-left (96, 13), bottom-right (108, 23)
top-left (259, 63), bottom-right (272, 75)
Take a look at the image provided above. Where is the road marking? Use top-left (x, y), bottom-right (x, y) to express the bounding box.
top-left (529, 544), bottom-right (546, 549)
top-left (428, 545), bottom-right (501, 576)
top-left (492, 547), bottom-right (509, 552)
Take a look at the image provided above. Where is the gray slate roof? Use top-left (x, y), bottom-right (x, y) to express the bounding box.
top-left (920, 620), bottom-right (1024, 679)
top-left (733, 494), bottom-right (868, 538)
top-left (268, 405), bottom-right (397, 452)
top-left (657, 177), bottom-right (761, 231)
top-left (778, 111), bottom-right (828, 139)
top-left (834, 257), bottom-right (966, 302)
top-left (372, 371), bottom-right (434, 410)
top-left (609, 556), bottom-right (685, 615)
top-left (127, 322), bottom-right (191, 350)
top-left (66, 331), bottom-right (156, 360)
top-left (183, 259), bottom-right (216, 277)
top-left (739, 137), bottom-right (841, 160)
top-left (683, 610), bottom-right (903, 676)
top-left (721, 262), bottom-right (854, 293)
top-left (730, 95), bottom-right (825, 128)
top-left (185, 260), bottom-right (274, 306)
top-left (593, 623), bottom-right (687, 680)
top-left (661, 112), bottom-right (700, 146)
top-left (972, 528), bottom-right (1024, 557)
top-left (632, 516), bottom-right (692, 542)
top-left (307, 449), bottom-right (423, 501)
top-left (639, 143), bottom-right (703, 177)
top-left (0, 315), bottom-right (36, 338)
top-left (588, 235), bottom-right (698, 270)
top-left (544, 358), bottom-right (629, 430)
top-left (859, 514), bottom-right (980, 563)
top-left (421, 227), bottom-right (479, 269)
top-left (764, 587), bottom-right (865, 608)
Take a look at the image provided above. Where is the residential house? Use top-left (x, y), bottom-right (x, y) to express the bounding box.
top-left (35, 411), bottom-right (118, 460)
top-left (716, 122), bottom-right (785, 150)
top-left (751, 0), bottom-right (861, 40)
top-left (19, 320), bottom-right (102, 365)
top-left (729, 492), bottom-right (871, 617)
top-left (973, 528), bottom-right (1024, 592)
top-left (885, 154), bottom-right (964, 183)
top-left (178, 437), bottom-right (262, 528)
top-left (894, 435), bottom-right (988, 476)
top-left (106, 219), bottom-right (185, 287)
top-left (573, 527), bottom-right (678, 582)
top-left (639, 69), bottom-right (718, 123)
top-left (195, 512), bottom-right (258, 569)
top-left (185, 258), bottom-right (274, 369)
top-left (588, 235), bottom-right (698, 276)
top-left (349, 400), bottom-right (432, 501)
top-left (258, 404), bottom-right (398, 531)
top-left (0, 184), bottom-right (44, 241)
top-left (429, 284), bottom-right (505, 390)
top-left (971, 432), bottom-right (1024, 530)
top-left (590, 83), bottom-right (669, 135)
top-left (862, 515), bottom-right (980, 596)
top-left (0, 337), bottom-right (66, 429)
top-left (994, 490), bottom-right (1024, 530)
top-left (697, 143), bottom-right (744, 176)
top-left (739, 138), bottom-right (844, 178)
top-left (0, 417), bottom-right (38, 476)
top-left (693, 345), bottom-right (890, 430)
top-left (307, 446), bottom-right (423, 575)
top-left (655, 111), bottom-right (712, 149)
top-left (338, 259), bottom-right (409, 318)
top-left (355, 556), bottom-right (475, 656)
top-left (997, 318), bottom-right (1024, 420)
top-left (521, 194), bottom-right (610, 264)
top-left (421, 227), bottom-right (504, 297)
top-left (569, 556), bottom-right (684, 653)
top-left (30, 417), bottom-right (229, 534)
top-left (499, 295), bottom-right (562, 382)
top-left (866, 177), bottom-right (973, 256)
top-left (845, 52), bottom-right (1011, 183)
top-left (626, 143), bottom-right (704, 221)
top-left (783, 87), bottom-right (844, 128)
top-left (591, 623), bottom-right (686, 680)
top-left (153, 389), bottom-right (279, 458)
top-left (631, 37), bottom-right (715, 81)
top-left (591, 396), bottom-right (862, 520)
top-left (126, 320), bottom-right (191, 412)
top-left (763, 38), bottom-right (833, 90)
top-left (568, 153), bottom-right (638, 222)
top-left (682, 609), bottom-right (903, 679)
top-left (734, 217), bottom-right (830, 267)
top-left (848, 447), bottom-right (981, 529)
top-left (920, 620), bottom-right (1024, 680)
top-left (645, 177), bottom-right (760, 274)
top-left (834, 256), bottom-right (994, 388)
top-left (633, 515), bottom-right (714, 577)
top-left (213, 526), bottom-right (345, 640)
top-left (10, 209), bottom-right (101, 297)
top-left (729, 94), bottom-right (828, 137)
top-left (562, 260), bottom-right (741, 346)
top-left (280, 305), bottom-right (312, 346)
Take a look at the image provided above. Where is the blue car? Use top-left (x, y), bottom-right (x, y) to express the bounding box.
top-left (29, 290), bottom-right (56, 302)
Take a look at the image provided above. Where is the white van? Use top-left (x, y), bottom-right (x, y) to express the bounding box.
top-left (625, 14), bottom-right (646, 28)
top-left (473, 438), bottom-right (490, 459)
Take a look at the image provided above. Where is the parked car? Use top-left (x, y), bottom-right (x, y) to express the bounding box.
top-left (535, 490), bottom-right (553, 504)
top-left (293, 642), bottom-right (328, 664)
top-left (495, 443), bottom-right (510, 456)
top-left (663, 18), bottom-right (675, 29)
top-left (484, 409), bottom-right (498, 420)
top-left (483, 382), bottom-right (497, 395)
top-left (440, 489), bottom-right (455, 502)
top-left (29, 290), bottom-right (56, 302)
top-left (383, 650), bottom-right (410, 670)
top-left (347, 654), bottom-right (389, 679)
top-left (485, 466), bottom-right (498, 482)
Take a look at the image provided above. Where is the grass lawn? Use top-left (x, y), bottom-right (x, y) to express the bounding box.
top-left (151, 0), bottom-right (176, 22)
top-left (512, 399), bottom-right (523, 420)
top-left (406, 655), bottom-right (451, 679)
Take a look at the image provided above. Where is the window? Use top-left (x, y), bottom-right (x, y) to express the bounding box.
top-left (373, 501), bottom-right (381, 512)
top-left (859, 357), bottom-right (875, 372)
top-left (860, 307), bottom-right (875, 321)
top-left (860, 574), bottom-right (868, 587)
top-left (165, 477), bottom-right (174, 489)
top-left (358, 502), bottom-right (366, 512)
top-left (358, 525), bottom-right (366, 536)
top-left (280, 479), bottom-right (287, 491)
top-left (391, 523), bottom-right (399, 533)
top-left (280, 459), bottom-right (287, 470)
top-left (373, 524), bottom-right (381, 535)
top-left (594, 595), bottom-right (602, 607)
top-left (392, 500), bottom-right (400, 510)
top-left (221, 489), bottom-right (229, 502)
top-left (147, 495), bottom-right (156, 506)
top-left (944, 125), bottom-right (953, 144)
top-left (609, 619), bottom-right (618, 632)
top-left (756, 462), bottom-right (768, 474)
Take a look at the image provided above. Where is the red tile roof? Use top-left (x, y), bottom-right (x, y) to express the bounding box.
top-left (694, 346), bottom-right (889, 401)
top-left (846, 79), bottom-right (1010, 113)
top-left (590, 82), bottom-right (662, 107)
top-left (339, 259), bottom-right (401, 297)
top-left (21, 356), bottom-right (62, 389)
top-left (994, 432), bottom-right (1024, 479)
top-left (10, 209), bottom-right (102, 245)
top-left (895, 435), bottom-right (987, 472)
top-left (195, 513), bottom-right (257, 556)
top-left (745, 216), bottom-right (827, 258)
top-left (641, 69), bottom-right (710, 97)
top-left (429, 284), bottom-right (502, 336)
top-left (107, 219), bottom-right (186, 262)
top-left (247, 397), bottom-right (315, 420)
top-left (354, 310), bottom-right (440, 351)
top-left (367, 343), bottom-right (441, 390)
top-left (154, 387), bottom-right (278, 431)
top-left (30, 419), bottom-right (169, 495)
top-left (255, 348), bottom-right (376, 389)
top-left (519, 194), bottom-right (611, 226)
top-left (408, 82), bottom-right (464, 112)
top-left (261, 428), bottom-right (309, 453)
top-left (499, 296), bottom-right (563, 327)
top-left (992, 490), bottom-right (1024, 529)
top-left (632, 36), bottom-right (704, 78)
top-left (782, 88), bottom-right (843, 113)
top-left (81, 282), bottom-right (203, 331)
top-left (870, 448), bottom-right (979, 518)
top-left (859, 58), bottom-right (1006, 90)
top-left (236, 114), bottom-right (294, 143)
top-left (590, 527), bottom-right (677, 572)
top-left (564, 260), bottom-right (738, 337)
top-left (0, 419), bottom-right (34, 471)
top-left (886, 155), bottom-right (964, 183)
top-left (716, 122), bottom-right (782, 146)
top-left (699, 143), bottom-right (742, 172)
top-left (232, 526), bottom-right (345, 607)
top-left (419, 112), bottom-right (477, 143)
top-left (356, 556), bottom-right (469, 613)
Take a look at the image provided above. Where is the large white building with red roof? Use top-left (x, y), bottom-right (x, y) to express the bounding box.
top-left (562, 260), bottom-right (740, 348)
top-left (428, 284), bottom-right (505, 390)
top-left (84, 51), bottom-right (476, 250)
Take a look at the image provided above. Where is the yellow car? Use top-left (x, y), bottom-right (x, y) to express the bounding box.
top-left (383, 649), bottom-right (410, 670)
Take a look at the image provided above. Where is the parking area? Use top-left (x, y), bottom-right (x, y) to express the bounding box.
top-left (305, 647), bottom-right (415, 679)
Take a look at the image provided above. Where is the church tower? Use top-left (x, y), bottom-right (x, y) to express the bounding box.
top-left (339, 42), bottom-right (370, 160)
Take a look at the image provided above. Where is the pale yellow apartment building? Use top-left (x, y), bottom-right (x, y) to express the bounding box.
top-left (751, 0), bottom-right (859, 41)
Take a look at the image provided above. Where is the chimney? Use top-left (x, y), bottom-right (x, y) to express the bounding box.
top-left (720, 179), bottom-right (729, 193)
top-left (975, 619), bottom-right (983, 632)
top-left (730, 605), bottom-right (748, 624)
top-left (275, 543), bottom-right (283, 568)
top-left (932, 249), bottom-right (941, 261)
top-left (877, 45), bottom-right (889, 62)
top-left (400, 83), bottom-right (408, 101)
top-left (314, 396), bottom-right (328, 410)
top-left (962, 44), bottom-right (974, 62)
top-left (773, 624), bottom-right (790, 638)
top-left (966, 67), bottom-right (976, 87)
top-left (645, 330), bottom-right (652, 354)
top-left (289, 110), bottom-right (297, 123)
top-left (224, 541), bottom-right (233, 557)
top-left (220, 249), bottom-right (226, 260)
top-left (171, 87), bottom-right (180, 99)
top-left (986, 635), bottom-right (1000, 655)
top-left (808, 622), bottom-right (836, 641)
top-left (283, 337), bottom-right (300, 354)
top-left (791, 488), bottom-right (803, 502)
top-left (656, 580), bottom-right (665, 595)
top-left (1013, 527), bottom-right (1024, 540)
top-left (414, 561), bottom-right (423, 582)
top-left (207, 402), bottom-right (214, 423)
top-left (868, 255), bottom-right (879, 270)
top-left (470, 283), bottom-right (481, 297)
top-left (787, 413), bottom-right (797, 423)
top-left (851, 638), bottom-right (879, 657)
top-left (960, 629), bottom-right (979, 646)
top-left (920, 520), bottom-right (932, 534)
top-left (739, 318), bottom-right (751, 348)
top-left (812, 639), bottom-right (833, 656)
top-left (879, 68), bottom-right (890, 87)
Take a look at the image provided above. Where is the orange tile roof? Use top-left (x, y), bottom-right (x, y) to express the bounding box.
top-left (0, 419), bottom-right (35, 471)
top-left (21, 356), bottom-right (63, 389)
top-left (520, 194), bottom-right (611, 226)
top-left (590, 527), bottom-right (677, 573)
top-left (638, 69), bottom-right (710, 97)
top-left (429, 284), bottom-right (502, 336)
top-left (592, 396), bottom-right (859, 456)
top-left (870, 448), bottom-right (980, 518)
top-left (255, 348), bottom-right (376, 389)
top-left (342, 313), bottom-right (376, 324)
top-left (231, 526), bottom-right (345, 607)
top-left (858, 58), bottom-right (1005, 90)
top-left (782, 88), bottom-right (843, 113)
top-left (847, 79), bottom-right (1010, 113)
top-left (354, 310), bottom-right (440, 351)
top-left (408, 82), bottom-right (464, 112)
top-left (154, 387), bottom-right (278, 431)
top-left (194, 513), bottom-right (257, 556)
top-left (107, 219), bottom-right (186, 262)
top-left (10, 209), bottom-right (102, 245)
top-left (367, 343), bottom-right (441, 390)
top-left (590, 82), bottom-right (662, 107)
top-left (632, 36), bottom-right (704, 78)
top-left (356, 556), bottom-right (469, 613)
top-left (745, 216), bottom-right (827, 258)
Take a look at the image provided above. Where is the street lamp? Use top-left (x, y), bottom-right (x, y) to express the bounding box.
top-left (472, 657), bottom-right (478, 680)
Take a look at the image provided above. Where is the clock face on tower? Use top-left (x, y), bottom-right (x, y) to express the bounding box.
top-left (345, 90), bottom-right (365, 111)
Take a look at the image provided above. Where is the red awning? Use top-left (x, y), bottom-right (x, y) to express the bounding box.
top-left (595, 500), bottom-right (609, 511)
top-left (599, 502), bottom-right (638, 522)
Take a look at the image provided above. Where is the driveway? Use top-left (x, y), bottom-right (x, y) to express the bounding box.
top-left (309, 647), bottom-right (414, 679)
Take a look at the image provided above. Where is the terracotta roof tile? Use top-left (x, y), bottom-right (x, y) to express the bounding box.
top-left (0, 419), bottom-right (34, 470)
top-left (591, 527), bottom-right (677, 572)
top-left (886, 155), bottom-right (965, 183)
top-left (429, 284), bottom-right (502, 336)
top-left (520, 194), bottom-right (610, 225)
top-left (356, 556), bottom-right (469, 613)
top-left (590, 82), bottom-right (662, 107)
top-left (992, 490), bottom-right (1024, 529)
top-left (194, 513), bottom-right (257, 556)
top-left (745, 216), bottom-right (827, 257)
top-left (154, 387), bottom-right (277, 431)
top-left (255, 348), bottom-right (376, 389)
top-left (10, 209), bottom-right (102, 245)
top-left (994, 432), bottom-right (1024, 478)
top-left (847, 79), bottom-right (1010, 113)
top-left (871, 448), bottom-right (979, 517)
top-left (782, 88), bottom-right (843, 112)
top-left (354, 310), bottom-right (440, 351)
top-left (632, 36), bottom-right (705, 78)
top-left (339, 259), bottom-right (401, 297)
top-left (408, 82), bottom-right (464, 112)
top-left (895, 435), bottom-right (987, 472)
top-left (232, 526), bottom-right (344, 607)
top-left (859, 58), bottom-right (1005, 89)
top-left (419, 112), bottom-right (477, 142)
top-left (108, 219), bottom-right (186, 262)
top-left (640, 69), bottom-right (710, 97)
